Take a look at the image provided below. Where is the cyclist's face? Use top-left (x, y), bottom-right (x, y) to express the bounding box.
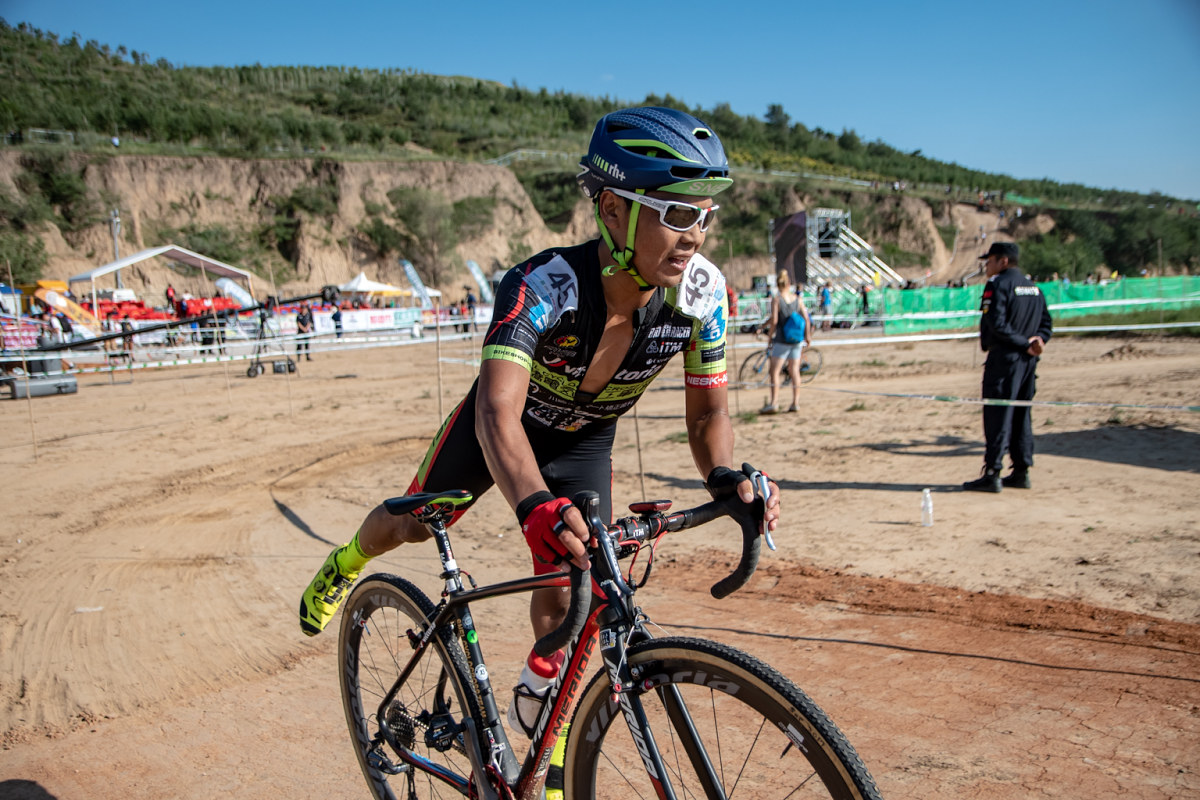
top-left (606, 191), bottom-right (713, 288)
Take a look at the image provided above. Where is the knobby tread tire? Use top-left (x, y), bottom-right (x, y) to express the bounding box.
top-left (339, 573), bottom-right (484, 800)
top-left (562, 636), bottom-right (881, 800)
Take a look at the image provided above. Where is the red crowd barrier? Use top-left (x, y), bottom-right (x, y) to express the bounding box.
top-left (81, 299), bottom-right (171, 321)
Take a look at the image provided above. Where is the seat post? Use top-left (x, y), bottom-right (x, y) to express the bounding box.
top-left (427, 520), bottom-right (464, 594)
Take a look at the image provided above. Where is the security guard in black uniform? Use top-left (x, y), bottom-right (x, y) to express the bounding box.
top-left (964, 242), bottom-right (1053, 493)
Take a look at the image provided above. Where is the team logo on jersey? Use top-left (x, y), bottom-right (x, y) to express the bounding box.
top-left (647, 340), bottom-right (685, 356)
top-left (613, 365), bottom-right (666, 382)
top-left (647, 324), bottom-right (691, 339)
top-left (699, 304), bottom-right (725, 343)
top-left (529, 301), bottom-right (552, 333)
top-left (555, 335), bottom-right (579, 348)
top-left (685, 372), bottom-right (728, 388)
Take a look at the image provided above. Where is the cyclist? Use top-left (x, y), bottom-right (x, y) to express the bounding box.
top-left (299, 106), bottom-right (782, 735)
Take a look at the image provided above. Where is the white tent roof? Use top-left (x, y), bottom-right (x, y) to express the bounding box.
top-left (339, 271), bottom-right (442, 297)
top-left (340, 271), bottom-right (405, 293)
top-left (67, 245), bottom-right (255, 286)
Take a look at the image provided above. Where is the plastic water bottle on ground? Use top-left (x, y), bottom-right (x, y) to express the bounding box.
top-left (921, 488), bottom-right (934, 527)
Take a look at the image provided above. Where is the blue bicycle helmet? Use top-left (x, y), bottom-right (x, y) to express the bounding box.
top-left (577, 106), bottom-right (732, 199)
top-left (577, 107), bottom-right (733, 288)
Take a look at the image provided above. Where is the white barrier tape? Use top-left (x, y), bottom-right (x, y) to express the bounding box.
top-left (731, 320), bottom-right (1200, 351)
top-left (13, 319), bottom-right (1196, 394)
top-left (49, 329), bottom-right (478, 377)
top-left (803, 385), bottom-right (1200, 413)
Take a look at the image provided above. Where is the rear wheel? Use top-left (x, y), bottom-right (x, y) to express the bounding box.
top-left (799, 346), bottom-right (823, 384)
top-left (563, 637), bottom-right (880, 799)
top-left (339, 574), bottom-right (482, 800)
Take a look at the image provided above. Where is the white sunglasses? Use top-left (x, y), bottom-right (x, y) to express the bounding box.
top-left (606, 187), bottom-right (720, 232)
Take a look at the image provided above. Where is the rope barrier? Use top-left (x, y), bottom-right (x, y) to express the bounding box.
top-left (801, 384), bottom-right (1200, 413)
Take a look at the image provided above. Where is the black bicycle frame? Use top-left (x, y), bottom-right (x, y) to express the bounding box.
top-left (370, 505), bottom-right (739, 800)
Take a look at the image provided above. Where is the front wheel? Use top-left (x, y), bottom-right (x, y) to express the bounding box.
top-left (563, 637), bottom-right (881, 799)
top-left (339, 574), bottom-right (483, 800)
top-left (737, 349), bottom-right (772, 389)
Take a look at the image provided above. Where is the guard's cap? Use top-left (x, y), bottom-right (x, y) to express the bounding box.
top-left (978, 242), bottom-right (1019, 262)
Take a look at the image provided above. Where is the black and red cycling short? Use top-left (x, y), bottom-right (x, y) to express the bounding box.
top-left (406, 380), bottom-right (614, 574)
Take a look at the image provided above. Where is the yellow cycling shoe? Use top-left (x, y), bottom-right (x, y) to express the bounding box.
top-left (299, 544), bottom-right (362, 636)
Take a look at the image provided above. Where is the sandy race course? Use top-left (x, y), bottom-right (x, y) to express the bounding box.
top-left (1, 330), bottom-right (1198, 799)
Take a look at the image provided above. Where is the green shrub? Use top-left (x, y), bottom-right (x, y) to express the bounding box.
top-left (17, 150), bottom-right (98, 231)
top-left (0, 231), bottom-right (48, 282)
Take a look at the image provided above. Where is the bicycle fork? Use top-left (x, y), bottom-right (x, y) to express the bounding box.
top-left (594, 597), bottom-right (727, 799)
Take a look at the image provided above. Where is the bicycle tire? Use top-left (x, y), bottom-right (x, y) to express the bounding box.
top-left (737, 349), bottom-right (771, 389)
top-left (339, 574), bottom-right (484, 800)
top-left (562, 636), bottom-right (881, 800)
top-left (800, 346), bottom-right (823, 384)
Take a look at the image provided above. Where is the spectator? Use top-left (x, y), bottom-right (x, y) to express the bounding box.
top-left (120, 315), bottom-right (135, 360)
top-left (761, 269), bottom-right (811, 414)
top-left (466, 289), bottom-right (478, 332)
top-left (295, 302), bottom-right (314, 361)
top-left (47, 308), bottom-right (64, 343)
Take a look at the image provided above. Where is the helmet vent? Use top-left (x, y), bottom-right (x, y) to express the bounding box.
top-left (693, 127), bottom-right (713, 140)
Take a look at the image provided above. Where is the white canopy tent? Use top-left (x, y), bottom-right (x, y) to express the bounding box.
top-left (67, 245), bottom-right (257, 308)
top-left (339, 272), bottom-right (407, 295)
top-left (339, 271), bottom-right (442, 298)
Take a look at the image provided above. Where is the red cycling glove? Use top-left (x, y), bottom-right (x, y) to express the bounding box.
top-left (519, 495), bottom-right (574, 567)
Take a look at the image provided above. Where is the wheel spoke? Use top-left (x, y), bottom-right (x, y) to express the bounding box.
top-left (339, 576), bottom-right (483, 800)
top-left (565, 637), bottom-right (880, 800)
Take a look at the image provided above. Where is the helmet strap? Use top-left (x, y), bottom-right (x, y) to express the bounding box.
top-left (595, 197), bottom-right (653, 291)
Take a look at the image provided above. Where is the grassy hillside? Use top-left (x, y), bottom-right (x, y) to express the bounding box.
top-left (1, 19), bottom-right (1197, 288)
top-left (5, 19), bottom-right (1195, 208)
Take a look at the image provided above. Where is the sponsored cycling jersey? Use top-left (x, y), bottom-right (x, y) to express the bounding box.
top-left (482, 239), bottom-right (728, 433)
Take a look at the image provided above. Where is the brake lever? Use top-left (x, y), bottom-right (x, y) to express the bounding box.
top-left (746, 467), bottom-right (776, 552)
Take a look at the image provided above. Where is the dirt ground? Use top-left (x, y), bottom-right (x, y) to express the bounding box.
top-left (1, 329), bottom-right (1198, 799)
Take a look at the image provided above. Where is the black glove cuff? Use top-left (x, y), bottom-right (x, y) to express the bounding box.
top-left (516, 491), bottom-right (557, 525)
top-left (704, 466), bottom-right (743, 500)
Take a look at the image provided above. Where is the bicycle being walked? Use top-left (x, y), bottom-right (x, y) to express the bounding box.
top-left (339, 478), bottom-right (882, 799)
top-left (300, 106), bottom-right (781, 748)
top-left (738, 341), bottom-right (823, 389)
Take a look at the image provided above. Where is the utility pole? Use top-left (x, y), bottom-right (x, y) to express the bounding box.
top-left (110, 209), bottom-right (122, 289)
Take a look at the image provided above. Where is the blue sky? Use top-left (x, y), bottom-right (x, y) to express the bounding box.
top-left (6, 0), bottom-right (1200, 199)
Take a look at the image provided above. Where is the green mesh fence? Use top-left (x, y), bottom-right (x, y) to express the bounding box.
top-left (737, 276), bottom-right (1200, 334)
top-left (879, 276), bottom-right (1200, 334)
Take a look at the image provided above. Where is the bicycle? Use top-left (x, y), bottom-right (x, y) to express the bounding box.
top-left (338, 468), bottom-right (881, 800)
top-left (738, 345), bottom-right (823, 388)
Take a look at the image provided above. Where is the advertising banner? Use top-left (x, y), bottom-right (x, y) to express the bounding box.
top-left (466, 260), bottom-right (494, 303)
top-left (401, 259), bottom-right (433, 310)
